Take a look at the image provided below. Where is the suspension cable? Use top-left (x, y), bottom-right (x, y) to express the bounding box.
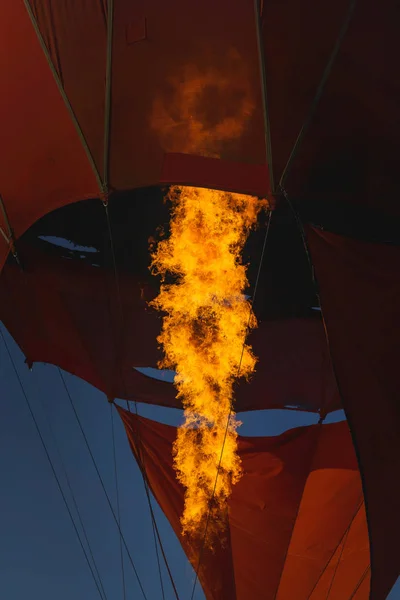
top-left (279, 0), bottom-right (356, 189)
top-left (103, 202), bottom-right (180, 599)
top-left (101, 200), bottom-right (133, 599)
top-left (0, 328), bottom-right (105, 600)
top-left (348, 565), bottom-right (370, 600)
top-left (326, 502), bottom-right (362, 599)
top-left (126, 401), bottom-right (180, 600)
top-left (110, 405), bottom-right (127, 600)
top-left (306, 500), bottom-right (363, 599)
top-left (34, 369), bottom-right (109, 600)
top-left (103, 0), bottom-right (114, 193)
top-left (190, 209), bottom-right (273, 599)
top-left (135, 423), bottom-right (167, 600)
top-left (57, 368), bottom-right (148, 600)
top-left (103, 201), bottom-right (168, 598)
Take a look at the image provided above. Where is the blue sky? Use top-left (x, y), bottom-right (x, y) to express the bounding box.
top-left (0, 324), bottom-right (399, 599)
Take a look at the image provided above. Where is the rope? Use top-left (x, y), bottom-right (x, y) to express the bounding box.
top-left (190, 209), bottom-right (272, 599)
top-left (325, 501), bottom-right (362, 599)
top-left (0, 194), bottom-right (21, 267)
top-left (279, 0), bottom-right (356, 189)
top-left (254, 0), bottom-right (275, 192)
top-left (0, 328), bottom-right (105, 600)
top-left (280, 188), bottom-right (334, 423)
top-left (348, 565), bottom-right (370, 600)
top-left (22, 0), bottom-right (103, 192)
top-left (130, 409), bottom-right (167, 600)
top-left (57, 369), bottom-right (148, 600)
top-left (128, 405), bottom-right (180, 600)
top-left (102, 203), bottom-right (135, 600)
top-left (110, 405), bottom-right (127, 600)
top-left (326, 503), bottom-right (363, 599)
top-left (103, 0), bottom-right (114, 192)
top-left (103, 203), bottom-right (180, 600)
top-left (148, 493), bottom-right (166, 600)
top-left (306, 500), bottom-right (363, 599)
top-left (34, 369), bottom-right (109, 600)
top-left (126, 400), bottom-right (169, 600)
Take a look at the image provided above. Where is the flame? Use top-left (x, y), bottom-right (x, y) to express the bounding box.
top-left (150, 49), bottom-right (255, 158)
top-left (151, 186), bottom-right (267, 542)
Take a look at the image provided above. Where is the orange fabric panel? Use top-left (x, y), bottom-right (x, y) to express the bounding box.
top-left (277, 425), bottom-right (364, 599)
top-left (118, 409), bottom-right (369, 600)
top-left (0, 1), bottom-right (99, 272)
top-left (0, 243), bottom-right (340, 413)
top-left (353, 570), bottom-right (372, 600)
top-left (227, 427), bottom-right (320, 599)
top-left (306, 226), bottom-right (400, 600)
top-left (309, 506), bottom-right (369, 600)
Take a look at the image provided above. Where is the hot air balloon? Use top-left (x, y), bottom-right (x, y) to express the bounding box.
top-left (1, 0), bottom-right (399, 599)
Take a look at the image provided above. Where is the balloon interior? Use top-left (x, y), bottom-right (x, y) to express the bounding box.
top-left (1, 1), bottom-right (400, 599)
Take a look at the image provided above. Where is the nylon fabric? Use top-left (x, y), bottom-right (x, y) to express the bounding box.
top-left (277, 0), bottom-right (400, 216)
top-left (0, 1), bottom-right (99, 272)
top-left (0, 243), bottom-right (340, 413)
top-left (118, 410), bottom-right (369, 600)
top-left (306, 226), bottom-right (400, 600)
top-left (2, 0), bottom-right (399, 272)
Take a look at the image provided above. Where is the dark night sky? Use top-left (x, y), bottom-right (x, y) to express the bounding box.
top-left (1, 325), bottom-right (399, 599)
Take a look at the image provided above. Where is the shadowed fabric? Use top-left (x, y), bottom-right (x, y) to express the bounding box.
top-left (241, 318), bottom-right (340, 414)
top-left (118, 409), bottom-right (370, 600)
top-left (306, 226), bottom-right (400, 600)
top-left (276, 0), bottom-right (400, 219)
top-left (0, 243), bottom-right (340, 413)
top-left (263, 0), bottom-right (400, 217)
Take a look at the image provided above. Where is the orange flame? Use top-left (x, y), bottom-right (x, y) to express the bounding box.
top-left (151, 186), bottom-right (267, 541)
top-left (150, 49), bottom-right (255, 158)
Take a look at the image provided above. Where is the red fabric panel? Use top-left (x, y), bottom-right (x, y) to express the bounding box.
top-left (3, 0), bottom-right (398, 279)
top-left (262, 0), bottom-right (351, 188)
top-left (0, 243), bottom-right (340, 413)
top-left (27, 0), bottom-right (107, 178)
top-left (305, 226), bottom-right (400, 600)
top-left (238, 318), bottom-right (341, 414)
top-left (0, 244), bottom-right (178, 406)
top-left (118, 409), bottom-right (369, 600)
top-left (23, 1), bottom-right (267, 194)
top-left (0, 1), bottom-right (99, 272)
top-left (2, 1), bottom-right (267, 274)
top-left (110, 0), bottom-right (266, 191)
top-left (161, 154), bottom-right (270, 198)
top-left (276, 1), bottom-right (400, 215)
